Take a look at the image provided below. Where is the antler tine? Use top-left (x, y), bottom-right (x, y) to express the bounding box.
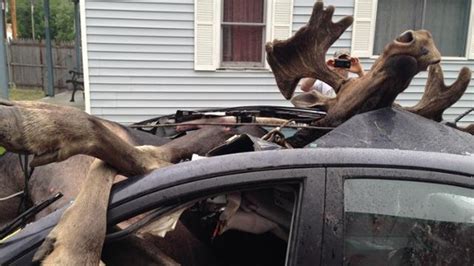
top-left (460, 124), bottom-right (474, 135)
top-left (406, 64), bottom-right (471, 122)
top-left (266, 1), bottom-right (353, 100)
top-left (308, 1), bottom-right (326, 27)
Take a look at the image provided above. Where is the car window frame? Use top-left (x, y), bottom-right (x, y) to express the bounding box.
top-left (105, 167), bottom-right (326, 266)
top-left (108, 167), bottom-right (325, 265)
top-left (322, 166), bottom-right (474, 266)
top-left (1, 167), bottom-right (326, 266)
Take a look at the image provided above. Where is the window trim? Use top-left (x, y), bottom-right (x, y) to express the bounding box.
top-left (195, 0), bottom-right (293, 72)
top-left (467, 1), bottom-right (474, 58)
top-left (353, 0), bottom-right (474, 59)
top-left (217, 0), bottom-right (270, 70)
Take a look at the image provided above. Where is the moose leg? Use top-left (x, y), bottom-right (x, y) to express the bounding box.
top-left (0, 100), bottom-right (246, 176)
top-left (31, 126), bottom-right (241, 265)
top-left (0, 100), bottom-right (169, 176)
top-left (33, 159), bottom-right (117, 265)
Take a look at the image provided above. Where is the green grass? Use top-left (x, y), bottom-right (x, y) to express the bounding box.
top-left (9, 87), bottom-right (45, 101)
top-left (1, 88), bottom-right (45, 155)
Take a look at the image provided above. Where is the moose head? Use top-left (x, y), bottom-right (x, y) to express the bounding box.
top-left (267, 1), bottom-right (470, 147)
top-left (381, 30), bottom-right (441, 72)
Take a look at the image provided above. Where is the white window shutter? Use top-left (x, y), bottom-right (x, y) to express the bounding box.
top-left (194, 0), bottom-right (218, 71)
top-left (351, 0), bottom-right (377, 58)
top-left (468, 37), bottom-right (474, 59)
top-left (271, 0), bottom-right (294, 42)
top-left (468, 3), bottom-right (474, 59)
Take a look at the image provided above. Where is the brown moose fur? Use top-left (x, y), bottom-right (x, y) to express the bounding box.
top-left (0, 121), bottom-right (245, 264)
top-left (0, 100), bottom-right (170, 176)
top-left (0, 98), bottom-right (253, 263)
top-left (0, 152), bottom-right (24, 226)
top-left (32, 159), bottom-right (118, 265)
top-left (0, 116), bottom-right (172, 227)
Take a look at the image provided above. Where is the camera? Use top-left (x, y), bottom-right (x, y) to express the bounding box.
top-left (334, 58), bottom-right (351, 68)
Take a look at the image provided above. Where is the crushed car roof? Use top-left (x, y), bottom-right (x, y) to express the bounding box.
top-left (313, 108), bottom-right (474, 155)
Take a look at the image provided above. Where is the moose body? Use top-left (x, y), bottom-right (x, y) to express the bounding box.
top-left (0, 118), bottom-right (173, 227)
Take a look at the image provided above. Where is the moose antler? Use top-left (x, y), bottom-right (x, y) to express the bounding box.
top-left (280, 3), bottom-right (443, 147)
top-left (291, 63), bottom-right (474, 136)
top-left (460, 124), bottom-right (474, 135)
top-left (265, 1), bottom-right (353, 99)
top-left (405, 64), bottom-right (471, 122)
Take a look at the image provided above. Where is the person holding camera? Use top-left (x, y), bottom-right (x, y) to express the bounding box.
top-left (300, 49), bottom-right (365, 97)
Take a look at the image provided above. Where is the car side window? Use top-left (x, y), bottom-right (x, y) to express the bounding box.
top-left (343, 179), bottom-right (474, 266)
top-left (103, 184), bottom-right (300, 266)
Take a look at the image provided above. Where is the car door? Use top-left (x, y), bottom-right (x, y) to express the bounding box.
top-left (322, 167), bottom-right (474, 266)
top-left (104, 167), bottom-right (326, 266)
top-left (1, 166), bottom-right (326, 266)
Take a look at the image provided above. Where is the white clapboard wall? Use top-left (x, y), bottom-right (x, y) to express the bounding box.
top-left (83, 0), bottom-right (473, 125)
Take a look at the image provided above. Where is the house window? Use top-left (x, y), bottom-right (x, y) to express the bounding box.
top-left (373, 0), bottom-right (471, 57)
top-left (194, 0), bottom-right (293, 71)
top-left (221, 0), bottom-right (266, 68)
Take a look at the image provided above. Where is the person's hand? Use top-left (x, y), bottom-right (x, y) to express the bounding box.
top-left (349, 57), bottom-right (365, 77)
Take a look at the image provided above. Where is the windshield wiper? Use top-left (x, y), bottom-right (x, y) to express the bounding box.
top-left (0, 192), bottom-right (63, 241)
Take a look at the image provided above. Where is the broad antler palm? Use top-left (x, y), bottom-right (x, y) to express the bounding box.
top-left (265, 1), bottom-right (353, 99)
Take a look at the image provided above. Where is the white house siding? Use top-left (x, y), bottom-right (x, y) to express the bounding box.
top-left (84, 0), bottom-right (472, 125)
top-left (84, 0), bottom-right (352, 124)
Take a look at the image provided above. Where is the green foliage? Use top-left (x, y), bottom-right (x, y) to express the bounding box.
top-left (10, 0), bottom-right (75, 41)
top-left (0, 146), bottom-right (5, 156)
top-left (9, 87), bottom-right (45, 101)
